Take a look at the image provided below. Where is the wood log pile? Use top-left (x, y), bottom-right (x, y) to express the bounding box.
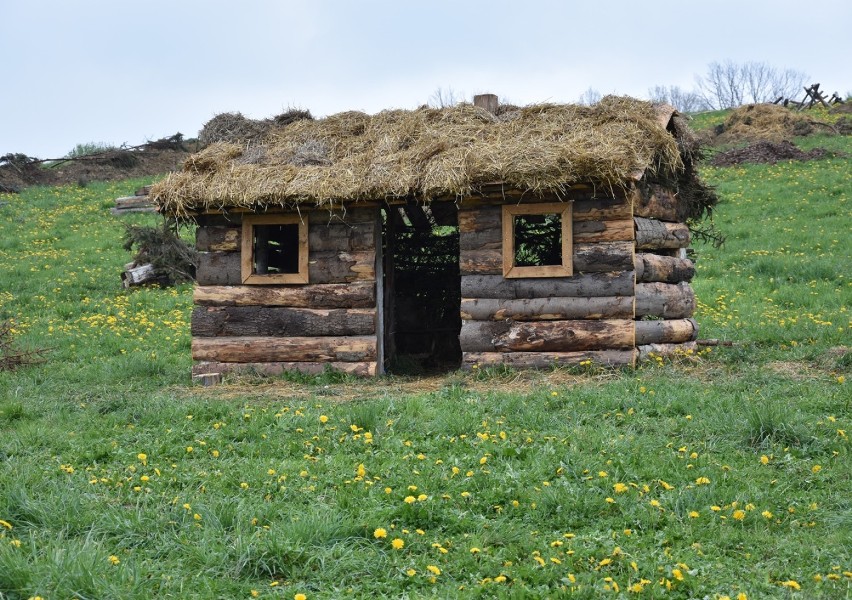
top-left (191, 208), bottom-right (379, 379)
top-left (112, 185), bottom-right (156, 215)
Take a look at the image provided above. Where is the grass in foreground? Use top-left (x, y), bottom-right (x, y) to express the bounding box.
top-left (0, 138), bottom-right (850, 598)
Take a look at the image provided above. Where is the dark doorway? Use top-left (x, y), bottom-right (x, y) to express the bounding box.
top-left (381, 201), bottom-right (462, 374)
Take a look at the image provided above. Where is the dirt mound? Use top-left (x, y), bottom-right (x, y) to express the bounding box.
top-left (0, 135), bottom-right (196, 191)
top-left (710, 140), bottom-right (830, 166)
top-left (711, 103), bottom-right (834, 144)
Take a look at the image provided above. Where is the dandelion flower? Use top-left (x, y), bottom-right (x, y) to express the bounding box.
top-left (406, 568), bottom-right (417, 576)
top-left (613, 483), bottom-right (629, 494)
top-left (108, 555), bottom-right (120, 565)
top-left (689, 511), bottom-right (700, 518)
top-left (780, 580), bottom-right (800, 590)
top-left (762, 510), bottom-right (773, 519)
top-left (812, 465), bottom-right (822, 473)
top-left (319, 415), bottom-right (328, 423)
top-left (0, 519), bottom-right (12, 530)
top-left (760, 455), bottom-right (769, 465)
top-left (294, 593), bottom-right (307, 600)
top-left (732, 510), bottom-right (745, 521)
top-left (427, 565), bottom-right (441, 576)
top-left (404, 496), bottom-right (416, 504)
top-left (391, 538), bottom-right (405, 550)
top-left (374, 528), bottom-right (387, 539)
top-left (672, 568), bottom-right (684, 581)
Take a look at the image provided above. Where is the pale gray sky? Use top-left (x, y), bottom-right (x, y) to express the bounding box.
top-left (2, 0), bottom-right (850, 158)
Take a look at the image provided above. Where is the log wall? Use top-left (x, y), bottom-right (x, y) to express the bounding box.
top-left (191, 208), bottom-right (379, 377)
top-left (458, 191), bottom-right (637, 369)
top-left (630, 184), bottom-right (699, 359)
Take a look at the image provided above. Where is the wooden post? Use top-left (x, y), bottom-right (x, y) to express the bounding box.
top-left (474, 94), bottom-right (499, 114)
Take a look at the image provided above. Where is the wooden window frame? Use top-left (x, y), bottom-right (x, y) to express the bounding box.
top-left (502, 202), bottom-right (572, 278)
top-left (241, 214), bottom-right (309, 284)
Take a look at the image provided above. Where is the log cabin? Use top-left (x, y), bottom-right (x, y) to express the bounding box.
top-left (151, 95), bottom-right (717, 378)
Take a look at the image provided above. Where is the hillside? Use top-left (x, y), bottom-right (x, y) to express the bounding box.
top-left (0, 115), bottom-right (849, 599)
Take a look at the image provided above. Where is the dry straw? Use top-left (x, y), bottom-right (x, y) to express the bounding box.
top-left (154, 96), bottom-right (711, 219)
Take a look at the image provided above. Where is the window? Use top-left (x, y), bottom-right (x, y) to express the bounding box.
top-left (241, 214), bottom-right (308, 284)
top-left (502, 202), bottom-right (572, 278)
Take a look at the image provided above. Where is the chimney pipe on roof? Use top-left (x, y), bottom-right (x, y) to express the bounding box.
top-left (473, 94), bottom-right (499, 114)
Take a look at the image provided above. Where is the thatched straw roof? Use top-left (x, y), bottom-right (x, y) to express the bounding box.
top-left (153, 96), bottom-right (713, 220)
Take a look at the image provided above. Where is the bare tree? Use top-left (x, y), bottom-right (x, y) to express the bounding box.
top-left (696, 61), bottom-right (809, 109)
top-left (648, 85), bottom-right (708, 113)
top-left (577, 87), bottom-right (602, 106)
top-left (429, 86), bottom-right (463, 108)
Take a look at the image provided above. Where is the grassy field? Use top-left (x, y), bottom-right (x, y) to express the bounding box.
top-left (0, 129), bottom-right (850, 599)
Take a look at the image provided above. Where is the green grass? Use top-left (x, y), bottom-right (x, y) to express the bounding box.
top-left (1, 138), bottom-right (850, 599)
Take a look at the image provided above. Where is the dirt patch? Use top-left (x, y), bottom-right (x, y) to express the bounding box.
top-left (709, 140), bottom-right (832, 167)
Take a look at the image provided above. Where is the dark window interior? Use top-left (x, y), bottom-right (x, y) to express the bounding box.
top-left (253, 223), bottom-right (300, 275)
top-left (513, 213), bottom-right (562, 267)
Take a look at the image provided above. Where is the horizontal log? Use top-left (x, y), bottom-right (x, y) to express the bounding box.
top-left (194, 282), bottom-right (376, 308)
top-left (115, 195), bottom-right (154, 209)
top-left (637, 341), bottom-right (698, 361)
top-left (196, 251), bottom-right (241, 285)
top-left (193, 360), bottom-right (378, 377)
top-left (192, 336), bottom-right (377, 363)
top-left (635, 282), bottom-right (696, 319)
top-left (191, 306), bottom-right (376, 337)
top-left (308, 215), bottom-right (376, 252)
top-left (462, 350), bottom-right (637, 369)
top-left (459, 249), bottom-right (501, 275)
top-left (459, 206), bottom-right (502, 250)
top-left (634, 218), bottom-right (690, 250)
top-left (574, 241), bottom-right (634, 272)
top-left (634, 318), bottom-right (698, 345)
top-left (196, 249), bottom-right (375, 285)
top-left (309, 250), bottom-right (375, 283)
top-left (573, 197), bottom-right (632, 222)
top-left (111, 206), bottom-right (158, 215)
top-left (196, 227), bottom-right (240, 252)
top-left (460, 319), bottom-right (634, 352)
top-left (634, 253), bottom-right (694, 283)
top-left (460, 296), bottom-right (634, 321)
top-left (461, 272), bottom-right (634, 299)
top-left (631, 185), bottom-right (681, 222)
top-left (573, 219), bottom-right (634, 243)
top-left (135, 185), bottom-right (153, 196)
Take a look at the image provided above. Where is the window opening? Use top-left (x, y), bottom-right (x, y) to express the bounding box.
top-left (241, 214), bottom-right (308, 284)
top-left (502, 202), bottom-right (572, 278)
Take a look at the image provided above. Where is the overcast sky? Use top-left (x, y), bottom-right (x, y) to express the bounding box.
top-left (2, 0), bottom-right (850, 158)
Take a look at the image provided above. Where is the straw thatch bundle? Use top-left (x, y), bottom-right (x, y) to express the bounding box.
top-left (714, 103), bottom-right (830, 143)
top-left (154, 96), bottom-right (713, 220)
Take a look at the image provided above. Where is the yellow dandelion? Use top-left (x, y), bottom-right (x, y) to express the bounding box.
top-left (0, 519), bottom-right (12, 530)
top-left (732, 510), bottom-right (745, 521)
top-left (108, 555), bottom-right (120, 565)
top-left (760, 455), bottom-right (769, 465)
top-left (689, 511), bottom-right (700, 518)
top-left (780, 580), bottom-right (800, 590)
top-left (613, 483), bottom-right (629, 494)
top-left (294, 593), bottom-right (307, 600)
top-left (404, 496), bottom-right (416, 504)
top-left (762, 510), bottom-right (773, 519)
top-left (811, 465), bottom-right (822, 473)
top-left (391, 538), bottom-right (404, 550)
top-left (406, 568), bottom-right (417, 576)
top-left (374, 528), bottom-right (387, 539)
top-left (672, 568), bottom-right (684, 581)
top-left (319, 415), bottom-right (328, 423)
top-left (427, 565), bottom-right (441, 576)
